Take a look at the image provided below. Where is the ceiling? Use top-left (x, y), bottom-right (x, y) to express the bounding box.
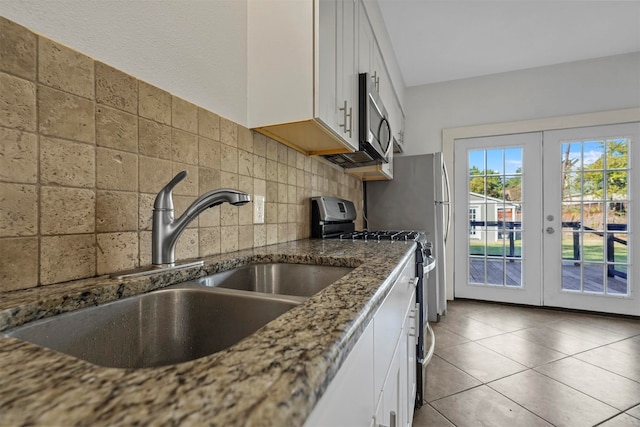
top-left (378, 0), bottom-right (640, 87)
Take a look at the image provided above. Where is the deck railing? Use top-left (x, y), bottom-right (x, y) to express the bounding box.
top-left (469, 221), bottom-right (628, 278)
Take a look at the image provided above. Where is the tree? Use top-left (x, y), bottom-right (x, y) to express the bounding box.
top-left (469, 166), bottom-right (503, 199)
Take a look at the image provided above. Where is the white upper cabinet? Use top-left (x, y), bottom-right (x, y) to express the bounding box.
top-left (247, 0), bottom-right (358, 156)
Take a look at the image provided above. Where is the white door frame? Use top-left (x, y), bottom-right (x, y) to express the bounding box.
top-left (443, 107), bottom-right (640, 302)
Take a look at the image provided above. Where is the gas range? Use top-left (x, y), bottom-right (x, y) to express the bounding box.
top-left (339, 230), bottom-right (422, 241)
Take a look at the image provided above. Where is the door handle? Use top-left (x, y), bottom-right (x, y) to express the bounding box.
top-left (546, 227), bottom-right (555, 234)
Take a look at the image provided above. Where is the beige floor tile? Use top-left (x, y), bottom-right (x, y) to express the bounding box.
top-left (575, 346), bottom-right (640, 382)
top-left (628, 404), bottom-right (640, 419)
top-left (599, 413), bottom-right (640, 427)
top-left (412, 404), bottom-right (454, 427)
top-left (608, 335), bottom-right (640, 356)
top-left (425, 355), bottom-right (482, 402)
top-left (545, 319), bottom-right (629, 345)
top-left (490, 370), bottom-right (619, 427)
top-left (431, 385), bottom-right (551, 427)
top-left (477, 333), bottom-right (567, 368)
top-left (468, 308), bottom-right (557, 332)
top-left (436, 342), bottom-right (527, 383)
top-left (513, 325), bottom-right (602, 355)
top-left (432, 324), bottom-right (470, 349)
top-left (534, 357), bottom-right (640, 410)
top-left (567, 313), bottom-right (640, 337)
top-left (437, 316), bottom-right (507, 341)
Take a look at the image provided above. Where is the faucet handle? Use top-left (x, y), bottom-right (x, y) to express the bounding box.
top-left (154, 171), bottom-right (187, 210)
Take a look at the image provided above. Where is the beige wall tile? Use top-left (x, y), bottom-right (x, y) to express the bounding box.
top-left (266, 138), bottom-right (278, 160)
top-left (277, 143), bottom-right (287, 164)
top-left (220, 117), bottom-right (237, 147)
top-left (238, 225), bottom-right (253, 250)
top-left (253, 224), bottom-right (266, 247)
top-left (220, 144), bottom-right (238, 173)
top-left (198, 107), bottom-right (220, 140)
top-left (238, 126), bottom-right (253, 153)
top-left (0, 127), bottom-right (37, 183)
top-left (41, 186), bottom-right (95, 235)
top-left (199, 227), bottom-right (221, 257)
top-left (171, 164), bottom-right (198, 196)
top-left (0, 72), bottom-right (36, 131)
top-left (97, 232), bottom-right (138, 275)
top-left (266, 159), bottom-right (278, 182)
top-left (172, 96), bottom-right (198, 133)
top-left (96, 105), bottom-right (137, 152)
top-left (95, 62), bottom-right (138, 114)
top-left (172, 129), bottom-right (198, 165)
top-left (139, 118), bottom-right (171, 160)
top-left (38, 37), bottom-right (94, 99)
top-left (40, 234), bottom-right (95, 285)
top-left (0, 183), bottom-right (37, 237)
top-left (96, 191), bottom-right (138, 232)
top-left (139, 81), bottom-right (171, 125)
top-left (277, 162), bottom-right (288, 184)
top-left (138, 193), bottom-right (155, 231)
top-left (0, 17), bottom-right (36, 80)
top-left (239, 150), bottom-right (253, 177)
top-left (199, 136), bottom-right (221, 169)
top-left (175, 228), bottom-right (199, 261)
top-left (266, 224), bottom-right (277, 245)
top-left (253, 155), bottom-right (266, 180)
top-left (288, 165), bottom-right (297, 186)
top-left (199, 167), bottom-right (222, 192)
top-left (287, 147), bottom-right (297, 167)
top-left (139, 231), bottom-right (151, 265)
top-left (220, 204), bottom-right (239, 226)
top-left (220, 171), bottom-right (238, 189)
top-left (277, 183), bottom-right (287, 204)
top-left (40, 136), bottom-right (95, 187)
top-left (253, 133), bottom-right (267, 157)
top-left (139, 156), bottom-right (172, 194)
top-left (0, 237), bottom-right (38, 291)
top-left (38, 85), bottom-right (94, 142)
top-left (220, 225), bottom-right (239, 252)
top-left (265, 202), bottom-right (277, 224)
top-left (198, 205), bottom-right (220, 228)
top-left (277, 204), bottom-right (288, 223)
top-left (96, 147), bottom-right (138, 191)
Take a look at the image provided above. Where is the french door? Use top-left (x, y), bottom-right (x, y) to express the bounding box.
top-left (543, 123), bottom-right (640, 315)
top-left (454, 132), bottom-right (543, 306)
top-left (454, 123), bottom-right (640, 315)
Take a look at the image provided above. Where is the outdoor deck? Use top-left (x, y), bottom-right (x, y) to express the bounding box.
top-left (469, 259), bottom-right (628, 295)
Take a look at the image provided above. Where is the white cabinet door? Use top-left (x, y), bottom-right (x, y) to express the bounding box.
top-left (304, 322), bottom-right (375, 427)
top-left (375, 325), bottom-right (407, 427)
top-left (335, 0), bottom-right (358, 148)
top-left (318, 0), bottom-right (338, 133)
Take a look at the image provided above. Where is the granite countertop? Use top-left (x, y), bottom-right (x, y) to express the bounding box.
top-left (0, 238), bottom-right (416, 426)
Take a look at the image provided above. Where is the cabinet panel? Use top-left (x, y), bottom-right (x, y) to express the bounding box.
top-left (374, 253), bottom-right (415, 394)
top-left (304, 322), bottom-right (374, 427)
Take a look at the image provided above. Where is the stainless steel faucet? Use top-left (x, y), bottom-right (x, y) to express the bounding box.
top-left (152, 171), bottom-right (251, 266)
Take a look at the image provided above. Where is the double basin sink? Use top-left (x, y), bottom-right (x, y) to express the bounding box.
top-left (4, 263), bottom-right (353, 369)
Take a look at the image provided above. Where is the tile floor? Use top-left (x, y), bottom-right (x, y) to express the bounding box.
top-left (412, 300), bottom-right (640, 427)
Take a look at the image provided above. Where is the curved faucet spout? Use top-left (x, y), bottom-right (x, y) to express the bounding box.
top-left (152, 171), bottom-right (251, 266)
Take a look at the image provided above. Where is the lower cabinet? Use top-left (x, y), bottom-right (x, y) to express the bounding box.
top-left (305, 253), bottom-right (417, 427)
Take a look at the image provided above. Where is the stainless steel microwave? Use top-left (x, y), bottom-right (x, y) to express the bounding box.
top-left (322, 73), bottom-right (391, 168)
top-left (358, 72), bottom-right (391, 163)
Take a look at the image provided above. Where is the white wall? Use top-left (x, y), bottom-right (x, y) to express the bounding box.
top-left (403, 52), bottom-right (640, 155)
top-left (0, 0), bottom-right (248, 124)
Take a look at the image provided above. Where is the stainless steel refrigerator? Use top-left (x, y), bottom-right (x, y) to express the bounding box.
top-left (365, 153), bottom-right (449, 322)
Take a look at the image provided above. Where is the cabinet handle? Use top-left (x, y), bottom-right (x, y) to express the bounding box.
top-left (372, 71), bottom-right (380, 92)
top-left (378, 411), bottom-right (397, 427)
top-left (339, 100), bottom-right (352, 138)
top-left (409, 277), bottom-right (419, 288)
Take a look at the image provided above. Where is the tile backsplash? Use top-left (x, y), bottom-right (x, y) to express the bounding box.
top-left (0, 17), bottom-right (363, 292)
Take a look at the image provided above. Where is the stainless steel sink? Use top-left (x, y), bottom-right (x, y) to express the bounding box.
top-left (4, 286), bottom-right (301, 369)
top-left (196, 263), bottom-right (353, 297)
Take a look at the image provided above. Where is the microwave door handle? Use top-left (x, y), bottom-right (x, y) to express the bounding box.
top-left (377, 117), bottom-right (391, 157)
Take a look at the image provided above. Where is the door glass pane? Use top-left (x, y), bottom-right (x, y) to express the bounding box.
top-left (559, 137), bottom-right (631, 297)
top-left (467, 147), bottom-right (523, 288)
